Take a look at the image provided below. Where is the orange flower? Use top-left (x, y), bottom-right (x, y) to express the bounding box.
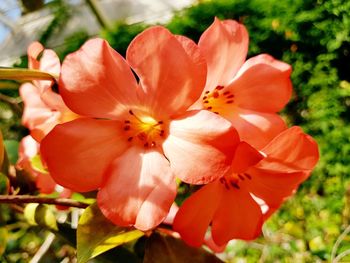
top-left (17, 135), bottom-right (72, 205)
top-left (40, 27), bottom-right (239, 230)
top-left (190, 18), bottom-right (292, 149)
top-left (173, 127), bottom-right (319, 247)
top-left (20, 42), bottom-right (78, 142)
top-left (17, 135), bottom-right (56, 194)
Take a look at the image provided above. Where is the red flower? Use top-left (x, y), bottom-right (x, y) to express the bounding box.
top-left (190, 18), bottom-right (292, 148)
top-left (20, 42), bottom-right (78, 142)
top-left (173, 127), bottom-right (319, 247)
top-left (40, 27), bottom-right (239, 230)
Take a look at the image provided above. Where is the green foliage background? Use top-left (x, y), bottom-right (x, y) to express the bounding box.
top-left (1, 0), bottom-right (350, 261)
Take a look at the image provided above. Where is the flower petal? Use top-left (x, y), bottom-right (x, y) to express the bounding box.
top-left (211, 183), bottom-right (263, 246)
top-left (173, 182), bottom-right (222, 247)
top-left (36, 173), bottom-right (56, 194)
top-left (97, 147), bottom-right (176, 231)
top-left (27, 42), bottom-right (60, 92)
top-left (163, 110), bottom-right (239, 184)
top-left (28, 42), bottom-right (44, 70)
top-left (226, 54), bottom-right (292, 112)
top-left (246, 127), bottom-right (319, 207)
top-left (231, 141), bottom-right (264, 173)
top-left (225, 108), bottom-right (287, 149)
top-left (258, 126), bottom-right (319, 172)
top-left (246, 168), bottom-right (309, 208)
top-left (40, 118), bottom-right (128, 192)
top-left (39, 49), bottom-right (61, 77)
top-left (126, 27), bottom-right (206, 117)
top-left (199, 18), bottom-right (249, 90)
top-left (59, 38), bottom-right (139, 119)
top-left (20, 83), bottom-right (59, 133)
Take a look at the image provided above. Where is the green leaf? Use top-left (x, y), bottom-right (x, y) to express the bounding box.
top-left (3, 140), bottom-right (19, 164)
top-left (0, 227), bottom-right (8, 256)
top-left (77, 203), bottom-right (144, 263)
top-left (144, 232), bottom-right (224, 263)
top-left (23, 203), bottom-right (58, 231)
top-left (30, 155), bottom-right (48, 174)
top-left (0, 68), bottom-right (56, 81)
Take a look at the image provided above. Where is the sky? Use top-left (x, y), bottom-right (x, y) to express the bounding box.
top-left (0, 0), bottom-right (21, 43)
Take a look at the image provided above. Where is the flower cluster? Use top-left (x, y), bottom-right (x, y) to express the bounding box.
top-left (17, 42), bottom-right (76, 201)
top-left (20, 18), bottom-right (319, 248)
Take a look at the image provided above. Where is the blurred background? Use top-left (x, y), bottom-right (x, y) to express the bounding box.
top-left (0, 0), bottom-right (350, 262)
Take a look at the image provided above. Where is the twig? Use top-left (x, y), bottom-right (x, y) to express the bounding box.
top-left (0, 93), bottom-right (22, 115)
top-left (331, 224), bottom-right (350, 261)
top-left (0, 195), bottom-right (89, 209)
top-left (30, 232), bottom-right (56, 263)
top-left (333, 249), bottom-right (350, 263)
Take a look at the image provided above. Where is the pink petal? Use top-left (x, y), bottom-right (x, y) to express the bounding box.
top-left (126, 27), bottom-right (206, 117)
top-left (20, 83), bottom-right (73, 141)
top-left (231, 141), bottom-right (264, 173)
top-left (226, 54), bottom-right (292, 112)
top-left (97, 147), bottom-right (176, 231)
top-left (40, 118), bottom-right (128, 192)
top-left (225, 107), bottom-right (287, 149)
top-left (245, 127), bottom-right (319, 208)
top-left (211, 183), bottom-right (263, 245)
top-left (36, 173), bottom-right (56, 194)
top-left (163, 110), bottom-right (239, 184)
top-left (258, 126), bottom-right (319, 172)
top-left (28, 42), bottom-right (44, 70)
top-left (27, 42), bottom-right (60, 92)
top-left (39, 49), bottom-right (61, 77)
top-left (20, 83), bottom-right (59, 132)
top-left (59, 38), bottom-right (139, 119)
top-left (246, 168), bottom-right (309, 208)
top-left (199, 18), bottom-right (249, 90)
top-left (173, 182), bottom-right (222, 247)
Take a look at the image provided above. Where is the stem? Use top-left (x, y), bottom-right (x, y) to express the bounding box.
top-left (0, 195), bottom-right (89, 209)
top-left (0, 68), bottom-right (57, 81)
top-left (0, 93), bottom-right (22, 114)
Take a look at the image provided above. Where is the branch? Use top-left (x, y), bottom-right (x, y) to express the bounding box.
top-left (0, 195), bottom-right (89, 209)
top-left (0, 93), bottom-right (22, 115)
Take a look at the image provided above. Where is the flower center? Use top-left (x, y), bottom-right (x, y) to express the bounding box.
top-left (219, 173), bottom-right (251, 190)
top-left (123, 110), bottom-right (165, 148)
top-left (202, 85), bottom-right (235, 115)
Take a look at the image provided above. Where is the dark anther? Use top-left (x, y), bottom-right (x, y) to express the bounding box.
top-left (205, 91), bottom-right (210, 94)
top-left (202, 96), bottom-right (207, 100)
top-left (244, 173), bottom-right (252, 180)
top-left (207, 106), bottom-right (213, 110)
top-left (124, 126), bottom-right (130, 131)
top-left (129, 110), bottom-right (134, 115)
top-left (230, 181), bottom-right (240, 189)
top-left (238, 174), bottom-right (245, 180)
top-left (215, 85), bottom-right (224, 90)
top-left (214, 112), bottom-right (219, 114)
top-left (226, 94), bottom-right (234, 98)
top-left (223, 91), bottom-right (230, 95)
top-left (204, 100), bottom-right (209, 104)
top-left (128, 137), bottom-right (133, 142)
top-left (124, 120), bottom-right (130, 123)
top-left (144, 142), bottom-right (149, 147)
top-left (226, 100), bottom-right (234, 104)
top-left (219, 177), bottom-right (226, 184)
top-left (158, 121), bottom-right (163, 124)
top-left (160, 130), bottom-right (165, 136)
